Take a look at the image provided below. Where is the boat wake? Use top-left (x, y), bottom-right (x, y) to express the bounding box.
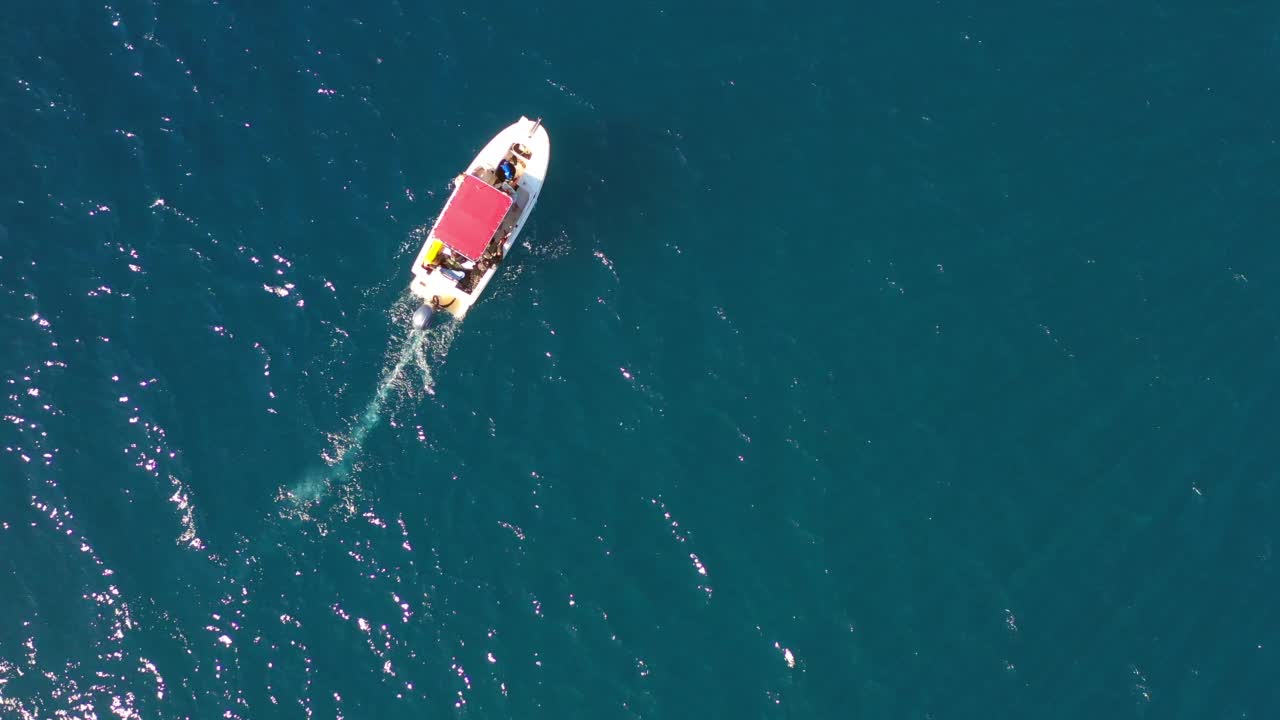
top-left (283, 295), bottom-right (461, 511)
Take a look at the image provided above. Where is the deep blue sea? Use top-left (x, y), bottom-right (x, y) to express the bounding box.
top-left (4, 1), bottom-right (1280, 718)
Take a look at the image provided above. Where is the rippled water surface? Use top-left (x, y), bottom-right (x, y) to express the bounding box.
top-left (3, 1), bottom-right (1280, 718)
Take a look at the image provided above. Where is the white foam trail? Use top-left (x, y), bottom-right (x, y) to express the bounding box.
top-left (352, 332), bottom-right (422, 449)
top-left (285, 295), bottom-right (465, 510)
top-left (288, 329), bottom-right (425, 506)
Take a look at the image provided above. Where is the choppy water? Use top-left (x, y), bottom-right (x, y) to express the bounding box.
top-left (4, 1), bottom-right (1280, 718)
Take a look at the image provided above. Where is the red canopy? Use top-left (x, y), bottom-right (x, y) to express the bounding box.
top-left (433, 175), bottom-right (513, 260)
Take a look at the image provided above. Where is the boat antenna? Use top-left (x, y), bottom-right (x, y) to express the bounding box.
top-left (529, 117), bottom-right (542, 137)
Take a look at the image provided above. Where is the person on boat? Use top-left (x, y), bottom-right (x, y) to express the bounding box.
top-left (438, 247), bottom-right (461, 270)
top-left (497, 158), bottom-right (516, 184)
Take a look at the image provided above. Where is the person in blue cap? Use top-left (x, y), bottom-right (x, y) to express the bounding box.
top-left (497, 158), bottom-right (516, 184)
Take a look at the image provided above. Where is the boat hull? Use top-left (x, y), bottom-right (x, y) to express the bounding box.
top-left (409, 117), bottom-right (549, 320)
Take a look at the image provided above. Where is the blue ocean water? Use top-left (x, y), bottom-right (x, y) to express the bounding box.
top-left (4, 0), bottom-right (1280, 717)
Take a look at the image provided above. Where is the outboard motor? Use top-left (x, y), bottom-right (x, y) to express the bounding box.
top-left (411, 303), bottom-right (435, 331)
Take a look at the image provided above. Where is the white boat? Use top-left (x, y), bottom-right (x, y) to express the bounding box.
top-left (408, 116), bottom-right (550, 329)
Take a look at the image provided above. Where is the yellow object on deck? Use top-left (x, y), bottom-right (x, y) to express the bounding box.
top-left (423, 238), bottom-right (443, 266)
